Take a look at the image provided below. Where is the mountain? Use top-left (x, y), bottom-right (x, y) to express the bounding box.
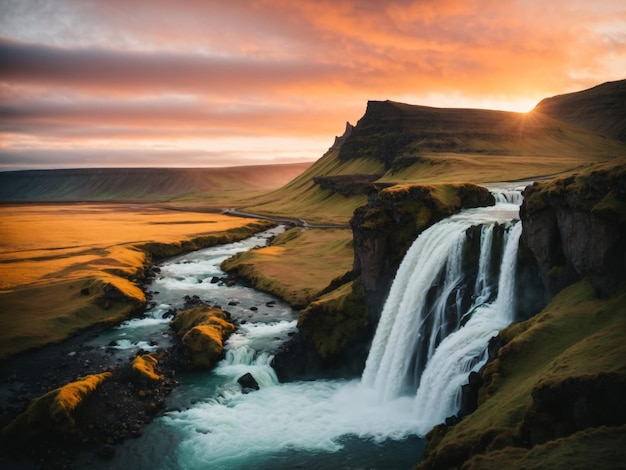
top-left (533, 79), bottom-right (626, 142)
top-left (244, 87), bottom-right (626, 224)
top-left (0, 163), bottom-right (311, 203)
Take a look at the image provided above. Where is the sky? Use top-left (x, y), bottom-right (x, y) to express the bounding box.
top-left (1, 0), bottom-right (625, 170)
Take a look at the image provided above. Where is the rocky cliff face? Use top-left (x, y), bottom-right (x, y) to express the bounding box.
top-left (351, 183), bottom-right (495, 323)
top-left (520, 164), bottom-right (626, 298)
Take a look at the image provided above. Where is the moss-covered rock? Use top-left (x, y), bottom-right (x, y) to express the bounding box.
top-left (170, 306), bottom-right (235, 369)
top-left (520, 161), bottom-right (626, 297)
top-left (1, 372), bottom-right (111, 441)
top-left (272, 277), bottom-right (373, 381)
top-left (298, 279), bottom-right (369, 359)
top-left (351, 182), bottom-right (494, 323)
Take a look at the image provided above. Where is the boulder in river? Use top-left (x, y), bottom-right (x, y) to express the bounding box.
top-left (238, 373), bottom-right (260, 393)
top-left (170, 306), bottom-right (235, 369)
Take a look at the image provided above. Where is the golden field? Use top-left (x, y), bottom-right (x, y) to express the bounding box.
top-left (0, 203), bottom-right (271, 359)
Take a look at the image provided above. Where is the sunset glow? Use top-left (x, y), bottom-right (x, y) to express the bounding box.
top-left (1, 0), bottom-right (625, 169)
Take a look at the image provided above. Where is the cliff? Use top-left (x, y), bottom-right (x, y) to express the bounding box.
top-left (419, 162), bottom-right (626, 469)
top-left (520, 163), bottom-right (626, 298)
top-left (335, 100), bottom-right (625, 172)
top-left (351, 183), bottom-right (495, 322)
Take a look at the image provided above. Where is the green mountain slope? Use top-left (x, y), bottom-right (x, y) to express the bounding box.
top-left (245, 92), bottom-right (626, 224)
top-left (533, 79), bottom-right (626, 142)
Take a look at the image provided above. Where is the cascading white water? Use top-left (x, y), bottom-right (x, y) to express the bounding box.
top-left (489, 184), bottom-right (525, 205)
top-left (412, 222), bottom-right (522, 433)
top-left (362, 198), bottom-right (523, 431)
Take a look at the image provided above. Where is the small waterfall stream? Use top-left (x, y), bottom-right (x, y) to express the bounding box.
top-left (83, 188), bottom-right (525, 469)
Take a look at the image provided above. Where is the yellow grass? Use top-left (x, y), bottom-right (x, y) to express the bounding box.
top-left (0, 203), bottom-right (271, 359)
top-left (132, 354), bottom-right (163, 382)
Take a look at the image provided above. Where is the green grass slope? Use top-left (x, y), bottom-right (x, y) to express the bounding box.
top-left (242, 147), bottom-right (383, 225)
top-left (244, 87), bottom-right (626, 224)
top-left (418, 280), bottom-right (626, 469)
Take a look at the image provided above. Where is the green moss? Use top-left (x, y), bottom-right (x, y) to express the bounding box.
top-left (298, 279), bottom-right (369, 359)
top-left (592, 189), bottom-right (626, 225)
top-left (360, 207), bottom-right (393, 230)
top-left (463, 425), bottom-right (626, 470)
top-left (170, 306), bottom-right (235, 369)
top-left (523, 161), bottom-right (626, 219)
top-left (547, 265), bottom-right (565, 281)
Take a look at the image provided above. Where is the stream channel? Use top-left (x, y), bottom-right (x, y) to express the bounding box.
top-left (78, 225), bottom-right (426, 469)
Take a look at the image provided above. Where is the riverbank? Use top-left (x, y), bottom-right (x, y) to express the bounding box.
top-left (0, 204), bottom-right (273, 360)
top-left (0, 207), bottom-right (278, 467)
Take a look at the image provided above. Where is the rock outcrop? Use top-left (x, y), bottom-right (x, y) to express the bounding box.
top-left (312, 173), bottom-right (384, 197)
top-left (1, 350), bottom-right (176, 465)
top-left (170, 306), bottom-right (235, 369)
top-left (272, 277), bottom-right (372, 381)
top-left (520, 163), bottom-right (626, 298)
top-left (1, 372), bottom-right (112, 441)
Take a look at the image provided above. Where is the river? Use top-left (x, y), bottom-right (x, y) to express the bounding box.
top-left (77, 225), bottom-right (426, 469)
top-left (78, 186), bottom-right (523, 469)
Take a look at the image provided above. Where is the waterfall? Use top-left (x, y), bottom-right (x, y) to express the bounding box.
top-left (214, 320), bottom-right (297, 389)
top-left (491, 187), bottom-right (524, 205)
top-left (412, 222), bottom-right (522, 432)
top-left (361, 199), bottom-right (523, 430)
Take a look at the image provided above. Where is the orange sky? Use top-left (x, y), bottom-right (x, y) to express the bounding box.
top-left (1, 0), bottom-right (625, 170)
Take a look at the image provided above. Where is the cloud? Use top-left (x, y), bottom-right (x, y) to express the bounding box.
top-left (0, 38), bottom-right (349, 96)
top-left (1, 0), bottom-right (625, 169)
top-left (0, 92), bottom-right (350, 138)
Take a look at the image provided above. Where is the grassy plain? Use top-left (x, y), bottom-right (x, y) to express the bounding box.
top-left (221, 227), bottom-right (354, 308)
top-left (0, 204), bottom-right (271, 359)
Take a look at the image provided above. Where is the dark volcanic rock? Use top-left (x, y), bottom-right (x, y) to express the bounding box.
top-left (0, 351), bottom-right (176, 468)
top-left (237, 373), bottom-right (260, 393)
top-left (313, 174), bottom-right (384, 197)
top-left (351, 183), bottom-right (495, 324)
top-left (520, 165), bottom-right (626, 298)
top-left (520, 372), bottom-right (626, 445)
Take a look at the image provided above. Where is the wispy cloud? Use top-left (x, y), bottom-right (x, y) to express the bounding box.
top-left (1, 0), bottom-right (624, 169)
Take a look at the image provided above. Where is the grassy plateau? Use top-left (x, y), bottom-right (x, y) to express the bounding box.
top-left (0, 203), bottom-right (272, 359)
